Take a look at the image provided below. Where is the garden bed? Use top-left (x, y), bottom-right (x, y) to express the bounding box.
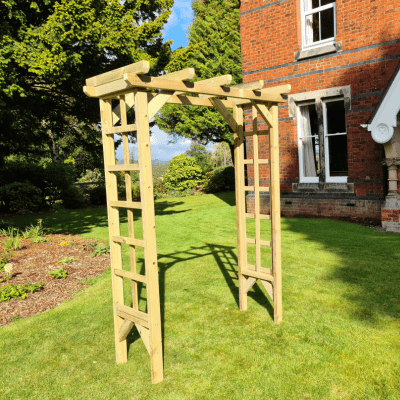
top-left (0, 233), bottom-right (110, 326)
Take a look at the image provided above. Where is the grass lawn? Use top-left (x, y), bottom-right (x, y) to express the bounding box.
top-left (1, 192), bottom-right (400, 399)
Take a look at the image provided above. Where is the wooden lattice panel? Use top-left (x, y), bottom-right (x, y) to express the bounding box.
top-left (234, 103), bottom-right (282, 323)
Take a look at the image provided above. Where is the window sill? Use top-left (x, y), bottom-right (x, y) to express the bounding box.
top-left (294, 41), bottom-right (342, 62)
top-left (293, 182), bottom-right (354, 194)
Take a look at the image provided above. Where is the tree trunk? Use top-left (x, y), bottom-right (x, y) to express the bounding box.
top-left (229, 142), bottom-right (235, 167)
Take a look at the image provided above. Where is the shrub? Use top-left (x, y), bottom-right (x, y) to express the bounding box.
top-left (131, 182), bottom-right (141, 200)
top-left (76, 168), bottom-right (104, 184)
top-left (0, 161), bottom-right (74, 209)
top-left (203, 166), bottom-right (235, 193)
top-left (87, 185), bottom-right (107, 205)
top-left (61, 186), bottom-right (87, 209)
top-left (162, 155), bottom-right (203, 191)
top-left (0, 182), bottom-right (43, 213)
top-left (42, 162), bottom-right (74, 205)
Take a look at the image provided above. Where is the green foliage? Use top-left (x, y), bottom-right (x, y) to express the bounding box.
top-left (87, 185), bottom-right (106, 205)
top-left (152, 164), bottom-right (168, 179)
top-left (203, 165), bottom-right (235, 193)
top-left (22, 219), bottom-right (46, 239)
top-left (61, 186), bottom-right (87, 209)
top-left (131, 182), bottom-right (141, 201)
top-left (186, 142), bottom-right (213, 173)
top-left (0, 182), bottom-right (42, 213)
top-left (57, 257), bottom-right (77, 265)
top-left (76, 169), bottom-right (104, 185)
top-left (156, 0), bottom-right (241, 160)
top-left (32, 236), bottom-right (49, 243)
top-left (49, 268), bottom-right (68, 279)
top-left (0, 282), bottom-right (43, 302)
top-left (90, 243), bottom-right (110, 257)
top-left (212, 142), bottom-right (233, 167)
top-left (0, 0), bottom-right (173, 164)
top-left (162, 155), bottom-right (203, 191)
top-left (0, 161), bottom-right (74, 211)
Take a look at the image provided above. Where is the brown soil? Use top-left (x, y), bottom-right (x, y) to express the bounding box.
top-left (0, 234), bottom-right (110, 327)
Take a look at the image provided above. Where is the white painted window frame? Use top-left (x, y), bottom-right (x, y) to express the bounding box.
top-left (297, 97), bottom-right (348, 183)
top-left (301, 0), bottom-right (336, 51)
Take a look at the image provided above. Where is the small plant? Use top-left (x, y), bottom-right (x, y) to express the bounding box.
top-left (90, 243), bottom-right (110, 257)
top-left (32, 236), bottom-right (49, 243)
top-left (0, 282), bottom-right (44, 302)
top-left (57, 256), bottom-right (78, 265)
top-left (3, 227), bottom-right (21, 251)
top-left (83, 242), bottom-right (96, 252)
top-left (22, 220), bottom-right (45, 239)
top-left (25, 282), bottom-right (44, 292)
top-left (49, 268), bottom-right (68, 279)
top-left (59, 241), bottom-right (69, 246)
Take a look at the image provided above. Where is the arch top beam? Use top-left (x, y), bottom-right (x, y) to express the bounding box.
top-left (84, 73), bottom-right (286, 103)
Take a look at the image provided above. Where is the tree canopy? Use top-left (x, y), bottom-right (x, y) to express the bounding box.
top-left (155, 0), bottom-right (241, 161)
top-left (0, 0), bottom-right (173, 166)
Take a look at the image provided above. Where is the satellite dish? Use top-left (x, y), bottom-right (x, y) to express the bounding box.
top-left (371, 123), bottom-right (394, 144)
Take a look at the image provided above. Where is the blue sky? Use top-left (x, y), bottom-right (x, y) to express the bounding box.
top-left (116, 1), bottom-right (208, 162)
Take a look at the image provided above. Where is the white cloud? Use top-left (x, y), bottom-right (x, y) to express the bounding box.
top-left (163, 1), bottom-right (193, 44)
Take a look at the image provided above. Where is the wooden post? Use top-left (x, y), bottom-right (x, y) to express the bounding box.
top-left (233, 105), bottom-right (248, 311)
top-left (269, 104), bottom-right (282, 324)
top-left (252, 106), bottom-right (261, 273)
top-left (134, 89), bottom-right (164, 383)
top-left (100, 99), bottom-right (127, 363)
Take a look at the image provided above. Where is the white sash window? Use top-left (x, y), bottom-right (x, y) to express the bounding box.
top-left (301, 0), bottom-right (336, 50)
top-left (297, 98), bottom-right (348, 183)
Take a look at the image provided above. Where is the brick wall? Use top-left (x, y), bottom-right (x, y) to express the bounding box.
top-left (246, 195), bottom-right (383, 224)
top-left (240, 0), bottom-right (400, 221)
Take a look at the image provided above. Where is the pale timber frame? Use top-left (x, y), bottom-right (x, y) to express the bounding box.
top-left (84, 61), bottom-right (290, 384)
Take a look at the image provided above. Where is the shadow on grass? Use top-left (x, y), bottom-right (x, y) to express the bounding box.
top-left (128, 242), bottom-right (275, 350)
top-left (211, 191), bottom-right (236, 207)
top-left (284, 217), bottom-right (400, 322)
top-left (10, 199), bottom-right (190, 236)
top-left (126, 243), bottom-right (275, 352)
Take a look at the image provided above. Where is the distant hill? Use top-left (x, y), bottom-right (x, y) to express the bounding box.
top-left (152, 159), bottom-right (169, 165)
top-left (116, 158), bottom-right (169, 165)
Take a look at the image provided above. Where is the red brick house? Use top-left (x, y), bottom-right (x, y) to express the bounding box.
top-left (240, 0), bottom-right (400, 231)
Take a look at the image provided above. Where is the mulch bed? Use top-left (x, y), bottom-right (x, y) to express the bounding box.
top-left (0, 234), bottom-right (110, 327)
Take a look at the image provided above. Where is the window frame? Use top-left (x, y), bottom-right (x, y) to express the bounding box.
top-left (297, 96), bottom-right (348, 184)
top-left (300, 0), bottom-right (337, 51)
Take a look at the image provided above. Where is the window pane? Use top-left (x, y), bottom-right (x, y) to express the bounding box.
top-left (311, 0), bottom-right (335, 9)
top-left (326, 100), bottom-right (346, 134)
top-left (328, 135), bottom-right (348, 176)
top-left (312, 12), bottom-right (320, 43)
top-left (312, 0), bottom-right (320, 9)
top-left (321, 0), bottom-right (335, 6)
top-left (320, 8), bottom-right (335, 40)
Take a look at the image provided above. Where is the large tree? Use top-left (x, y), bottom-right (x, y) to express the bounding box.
top-left (155, 0), bottom-right (241, 162)
top-left (0, 0), bottom-right (173, 165)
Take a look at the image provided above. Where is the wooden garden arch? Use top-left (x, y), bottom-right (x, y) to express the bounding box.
top-left (84, 61), bottom-right (290, 384)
